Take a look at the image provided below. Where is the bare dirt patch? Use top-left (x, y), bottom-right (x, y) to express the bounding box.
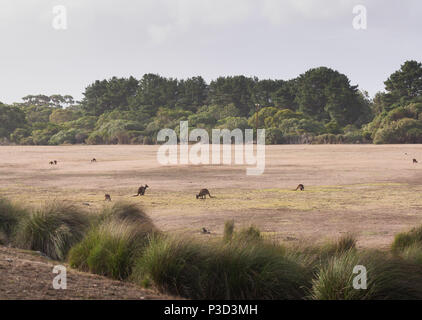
top-left (0, 246), bottom-right (175, 300)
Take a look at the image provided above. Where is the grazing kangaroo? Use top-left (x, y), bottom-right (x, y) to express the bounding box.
top-left (196, 189), bottom-right (214, 199)
top-left (294, 184), bottom-right (305, 191)
top-left (133, 185), bottom-right (149, 196)
top-left (413, 159), bottom-right (418, 164)
top-left (49, 161), bottom-right (54, 165)
top-left (91, 158), bottom-right (97, 162)
top-left (54, 160), bottom-right (57, 165)
top-left (202, 227), bottom-right (211, 234)
top-left (104, 194), bottom-right (112, 201)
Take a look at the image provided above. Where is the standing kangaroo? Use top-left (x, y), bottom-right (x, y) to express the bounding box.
top-left (104, 194), bottom-right (112, 201)
top-left (133, 185), bottom-right (149, 196)
top-left (196, 189), bottom-right (214, 199)
top-left (413, 159), bottom-right (418, 164)
top-left (294, 184), bottom-right (305, 191)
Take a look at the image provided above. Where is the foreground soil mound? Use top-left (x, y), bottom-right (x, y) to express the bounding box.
top-left (0, 245), bottom-right (174, 300)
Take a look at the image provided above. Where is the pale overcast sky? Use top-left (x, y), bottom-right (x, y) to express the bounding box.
top-left (0, 0), bottom-right (421, 104)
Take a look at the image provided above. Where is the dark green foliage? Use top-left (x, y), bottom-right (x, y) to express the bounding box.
top-left (2, 60), bottom-right (422, 145)
top-left (0, 103), bottom-right (27, 138)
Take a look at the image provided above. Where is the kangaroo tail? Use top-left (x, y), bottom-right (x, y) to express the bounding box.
top-left (132, 194), bottom-right (139, 197)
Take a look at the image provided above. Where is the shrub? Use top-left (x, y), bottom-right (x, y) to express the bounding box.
top-left (14, 202), bottom-right (90, 260)
top-left (0, 198), bottom-right (29, 244)
top-left (133, 236), bottom-right (310, 299)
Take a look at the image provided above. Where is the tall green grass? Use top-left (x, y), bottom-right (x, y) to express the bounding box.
top-left (68, 201), bottom-right (158, 280)
top-left (310, 249), bottom-right (422, 300)
top-left (4, 195), bottom-right (422, 301)
top-left (391, 226), bottom-right (422, 253)
top-left (223, 220), bottom-right (235, 242)
top-left (0, 198), bottom-right (29, 244)
top-left (14, 202), bottom-right (90, 260)
top-left (98, 201), bottom-right (157, 227)
top-left (133, 235), bottom-right (311, 299)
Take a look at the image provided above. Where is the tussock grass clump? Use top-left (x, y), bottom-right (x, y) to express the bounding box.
top-left (223, 220), bottom-right (235, 242)
top-left (391, 226), bottom-right (422, 253)
top-left (235, 225), bottom-right (262, 243)
top-left (69, 221), bottom-right (148, 279)
top-left (310, 249), bottom-right (422, 300)
top-left (320, 233), bottom-right (357, 257)
top-left (0, 198), bottom-right (29, 244)
top-left (223, 221), bottom-right (262, 244)
top-left (98, 201), bottom-right (155, 225)
top-left (68, 202), bottom-right (158, 280)
top-left (133, 235), bottom-right (310, 299)
top-left (398, 244), bottom-right (422, 265)
top-left (14, 202), bottom-right (90, 260)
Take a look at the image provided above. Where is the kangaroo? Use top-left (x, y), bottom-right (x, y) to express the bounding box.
top-left (413, 159), bottom-right (418, 164)
top-left (91, 158), bottom-right (97, 162)
top-left (202, 227), bottom-right (211, 234)
top-left (54, 160), bottom-right (57, 165)
top-left (196, 189), bottom-right (214, 199)
top-left (49, 161), bottom-right (54, 165)
top-left (104, 194), bottom-right (112, 201)
top-left (294, 184), bottom-right (305, 191)
top-left (133, 185), bottom-right (149, 196)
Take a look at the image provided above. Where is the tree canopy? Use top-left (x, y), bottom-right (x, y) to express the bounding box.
top-left (1, 60), bottom-right (421, 145)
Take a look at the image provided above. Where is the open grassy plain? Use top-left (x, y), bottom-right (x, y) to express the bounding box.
top-left (1, 144), bottom-right (422, 249)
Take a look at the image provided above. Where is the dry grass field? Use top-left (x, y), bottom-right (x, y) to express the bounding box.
top-left (1, 144), bottom-right (422, 250)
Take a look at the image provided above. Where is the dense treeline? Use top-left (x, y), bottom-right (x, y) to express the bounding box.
top-left (1, 60), bottom-right (421, 145)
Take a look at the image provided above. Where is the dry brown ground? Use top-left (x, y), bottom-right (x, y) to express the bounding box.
top-left (1, 144), bottom-right (422, 251)
top-left (0, 245), bottom-right (175, 300)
